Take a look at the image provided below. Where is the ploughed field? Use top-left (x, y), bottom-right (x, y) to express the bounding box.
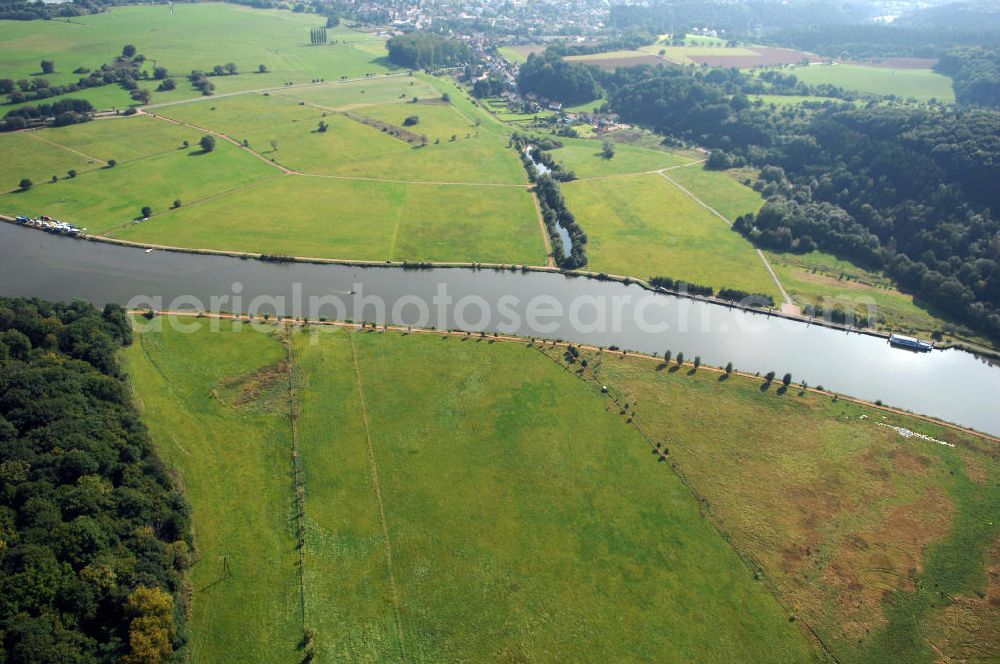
top-left (125, 317), bottom-right (999, 663)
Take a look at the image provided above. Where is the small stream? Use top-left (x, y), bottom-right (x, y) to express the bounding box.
top-left (526, 147), bottom-right (572, 258)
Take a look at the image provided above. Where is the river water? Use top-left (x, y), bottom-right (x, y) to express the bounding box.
top-left (2, 222), bottom-right (998, 435)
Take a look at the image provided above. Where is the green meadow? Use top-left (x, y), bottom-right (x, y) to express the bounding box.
top-left (548, 138), bottom-right (691, 178)
top-left (0, 131), bottom-right (95, 192)
top-left (271, 74), bottom-right (439, 110)
top-left (4, 138), bottom-right (276, 233)
top-left (0, 3), bottom-right (396, 110)
top-left (125, 320), bottom-right (302, 663)
top-left (567, 344), bottom-right (999, 664)
top-left (153, 80), bottom-right (524, 184)
top-left (665, 163), bottom-right (765, 221)
top-left (110, 175), bottom-right (543, 264)
top-left (38, 114), bottom-right (195, 163)
top-left (562, 173), bottom-right (779, 297)
top-left (763, 250), bottom-right (985, 343)
top-left (789, 64), bottom-right (955, 102)
top-left (126, 319), bottom-right (817, 663)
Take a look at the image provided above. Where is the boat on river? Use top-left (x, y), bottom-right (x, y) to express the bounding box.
top-left (889, 333), bottom-right (934, 351)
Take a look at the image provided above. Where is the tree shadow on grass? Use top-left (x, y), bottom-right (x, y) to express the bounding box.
top-left (759, 382), bottom-right (772, 392)
top-left (187, 149), bottom-right (212, 157)
top-left (686, 368), bottom-right (697, 376)
top-left (667, 365), bottom-right (680, 374)
top-left (718, 373), bottom-right (730, 382)
top-left (655, 362), bottom-right (667, 371)
top-left (776, 385), bottom-right (788, 395)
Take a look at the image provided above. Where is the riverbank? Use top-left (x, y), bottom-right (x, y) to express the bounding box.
top-left (10, 214), bottom-right (994, 358)
top-left (131, 309), bottom-right (1000, 444)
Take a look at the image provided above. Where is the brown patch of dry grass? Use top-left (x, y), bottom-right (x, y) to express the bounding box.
top-left (823, 486), bottom-right (955, 643)
top-left (214, 360), bottom-right (289, 411)
top-left (925, 535), bottom-right (1000, 662)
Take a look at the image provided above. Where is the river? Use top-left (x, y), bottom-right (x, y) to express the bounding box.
top-left (2, 222), bottom-right (998, 435)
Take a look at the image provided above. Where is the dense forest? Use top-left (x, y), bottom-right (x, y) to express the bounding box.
top-left (609, 0), bottom-right (873, 36)
top-left (589, 60), bottom-right (1000, 340)
top-left (0, 298), bottom-right (191, 663)
top-left (895, 0), bottom-right (1000, 33)
top-left (516, 51), bottom-right (600, 104)
top-left (764, 24), bottom-right (1000, 59)
top-left (385, 32), bottom-right (473, 69)
top-left (936, 47), bottom-right (1000, 107)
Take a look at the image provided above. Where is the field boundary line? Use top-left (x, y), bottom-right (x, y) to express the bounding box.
top-left (528, 343), bottom-right (841, 662)
top-left (25, 130), bottom-right (108, 166)
top-left (348, 332), bottom-right (406, 658)
top-left (141, 72), bottom-right (411, 110)
top-left (282, 325), bottom-right (309, 634)
top-left (571, 158), bottom-right (706, 182)
top-left (100, 173), bottom-right (283, 235)
top-left (142, 111), bottom-right (297, 174)
top-left (145, 110), bottom-right (531, 188)
top-left (657, 169), bottom-right (793, 307)
top-left (295, 171), bottom-right (529, 188)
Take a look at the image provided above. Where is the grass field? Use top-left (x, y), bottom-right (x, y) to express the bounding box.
top-left (126, 319), bottom-right (817, 662)
top-left (0, 3), bottom-right (395, 110)
top-left (496, 44), bottom-right (543, 64)
top-left (764, 250), bottom-right (985, 343)
top-left (548, 138), bottom-right (691, 179)
top-left (126, 321), bottom-right (301, 662)
top-left (0, 72), bottom-right (536, 263)
top-left (39, 114), bottom-right (196, 163)
top-left (271, 75), bottom-right (439, 110)
top-left (562, 173), bottom-right (779, 297)
top-left (3, 138), bottom-right (276, 233)
top-left (153, 80), bottom-right (524, 185)
top-left (109, 175), bottom-right (544, 264)
top-left (562, 344), bottom-right (999, 664)
top-left (0, 131), bottom-right (96, 192)
top-left (789, 64), bottom-right (955, 102)
top-left (665, 163), bottom-right (764, 221)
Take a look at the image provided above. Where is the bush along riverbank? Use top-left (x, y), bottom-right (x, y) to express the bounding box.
top-left (650, 275), bottom-right (776, 307)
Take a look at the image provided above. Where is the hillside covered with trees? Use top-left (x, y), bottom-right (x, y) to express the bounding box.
top-left (0, 298), bottom-right (190, 663)
top-left (516, 50), bottom-right (600, 104)
top-left (590, 60), bottom-right (1000, 341)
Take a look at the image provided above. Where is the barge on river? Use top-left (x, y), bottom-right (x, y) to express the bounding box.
top-left (889, 333), bottom-right (934, 352)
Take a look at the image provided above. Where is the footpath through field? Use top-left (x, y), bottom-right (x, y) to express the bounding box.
top-left (657, 168), bottom-right (796, 311)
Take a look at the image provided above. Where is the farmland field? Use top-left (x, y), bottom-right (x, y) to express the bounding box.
top-left (764, 250), bottom-right (985, 344)
top-left (2, 137), bottom-right (276, 233)
top-left (569, 344), bottom-right (999, 664)
top-left (126, 318), bottom-right (818, 662)
top-left (109, 175), bottom-right (543, 264)
top-left (496, 44), bottom-right (544, 64)
top-left (665, 163), bottom-right (764, 221)
top-left (562, 173), bottom-right (779, 297)
top-left (549, 139), bottom-right (691, 178)
top-left (0, 3), bottom-right (396, 110)
top-left (0, 131), bottom-right (96, 192)
top-left (789, 64), bottom-right (955, 102)
top-left (125, 318), bottom-right (999, 664)
top-left (0, 73), bottom-right (537, 263)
